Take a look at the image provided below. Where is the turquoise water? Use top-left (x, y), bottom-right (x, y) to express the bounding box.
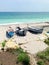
top-left (0, 12), bottom-right (49, 24)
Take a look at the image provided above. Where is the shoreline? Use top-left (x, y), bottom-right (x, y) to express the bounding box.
top-left (0, 21), bottom-right (49, 26)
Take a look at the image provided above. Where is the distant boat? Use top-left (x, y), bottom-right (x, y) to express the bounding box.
top-left (15, 27), bottom-right (27, 36)
top-left (28, 26), bottom-right (43, 34)
top-left (6, 27), bottom-right (14, 38)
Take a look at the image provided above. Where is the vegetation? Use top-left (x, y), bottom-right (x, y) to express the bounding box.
top-left (2, 40), bottom-right (6, 48)
top-left (37, 60), bottom-right (44, 65)
top-left (6, 47), bottom-right (30, 65)
top-left (37, 47), bottom-right (49, 65)
top-left (6, 47), bottom-right (24, 55)
top-left (1, 40), bottom-right (6, 51)
top-left (18, 53), bottom-right (30, 65)
top-left (44, 38), bottom-right (49, 45)
top-left (0, 39), bottom-right (30, 65)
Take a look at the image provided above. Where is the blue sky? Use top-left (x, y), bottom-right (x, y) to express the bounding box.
top-left (0, 0), bottom-right (49, 12)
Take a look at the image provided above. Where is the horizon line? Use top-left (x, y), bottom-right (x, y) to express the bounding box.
top-left (0, 11), bottom-right (49, 12)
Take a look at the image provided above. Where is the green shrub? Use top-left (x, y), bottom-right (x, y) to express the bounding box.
top-left (37, 60), bottom-right (44, 65)
top-left (37, 53), bottom-right (46, 59)
top-left (45, 56), bottom-right (49, 61)
top-left (18, 53), bottom-right (30, 65)
top-left (37, 47), bottom-right (49, 65)
top-left (37, 48), bottom-right (49, 59)
top-left (45, 48), bottom-right (49, 55)
top-left (2, 40), bottom-right (6, 48)
top-left (44, 38), bottom-right (49, 45)
top-left (16, 48), bottom-right (24, 53)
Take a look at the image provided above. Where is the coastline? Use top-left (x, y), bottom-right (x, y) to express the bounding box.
top-left (0, 21), bottom-right (49, 26)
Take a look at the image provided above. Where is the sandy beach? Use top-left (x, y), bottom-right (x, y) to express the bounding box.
top-left (0, 22), bottom-right (49, 54)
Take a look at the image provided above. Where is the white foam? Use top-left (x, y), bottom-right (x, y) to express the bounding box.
top-left (0, 21), bottom-right (48, 25)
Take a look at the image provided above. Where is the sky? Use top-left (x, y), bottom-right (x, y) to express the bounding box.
top-left (0, 0), bottom-right (49, 12)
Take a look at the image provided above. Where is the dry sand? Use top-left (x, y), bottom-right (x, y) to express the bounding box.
top-left (0, 22), bottom-right (49, 54)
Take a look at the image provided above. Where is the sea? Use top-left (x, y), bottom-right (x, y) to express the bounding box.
top-left (0, 12), bottom-right (49, 24)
